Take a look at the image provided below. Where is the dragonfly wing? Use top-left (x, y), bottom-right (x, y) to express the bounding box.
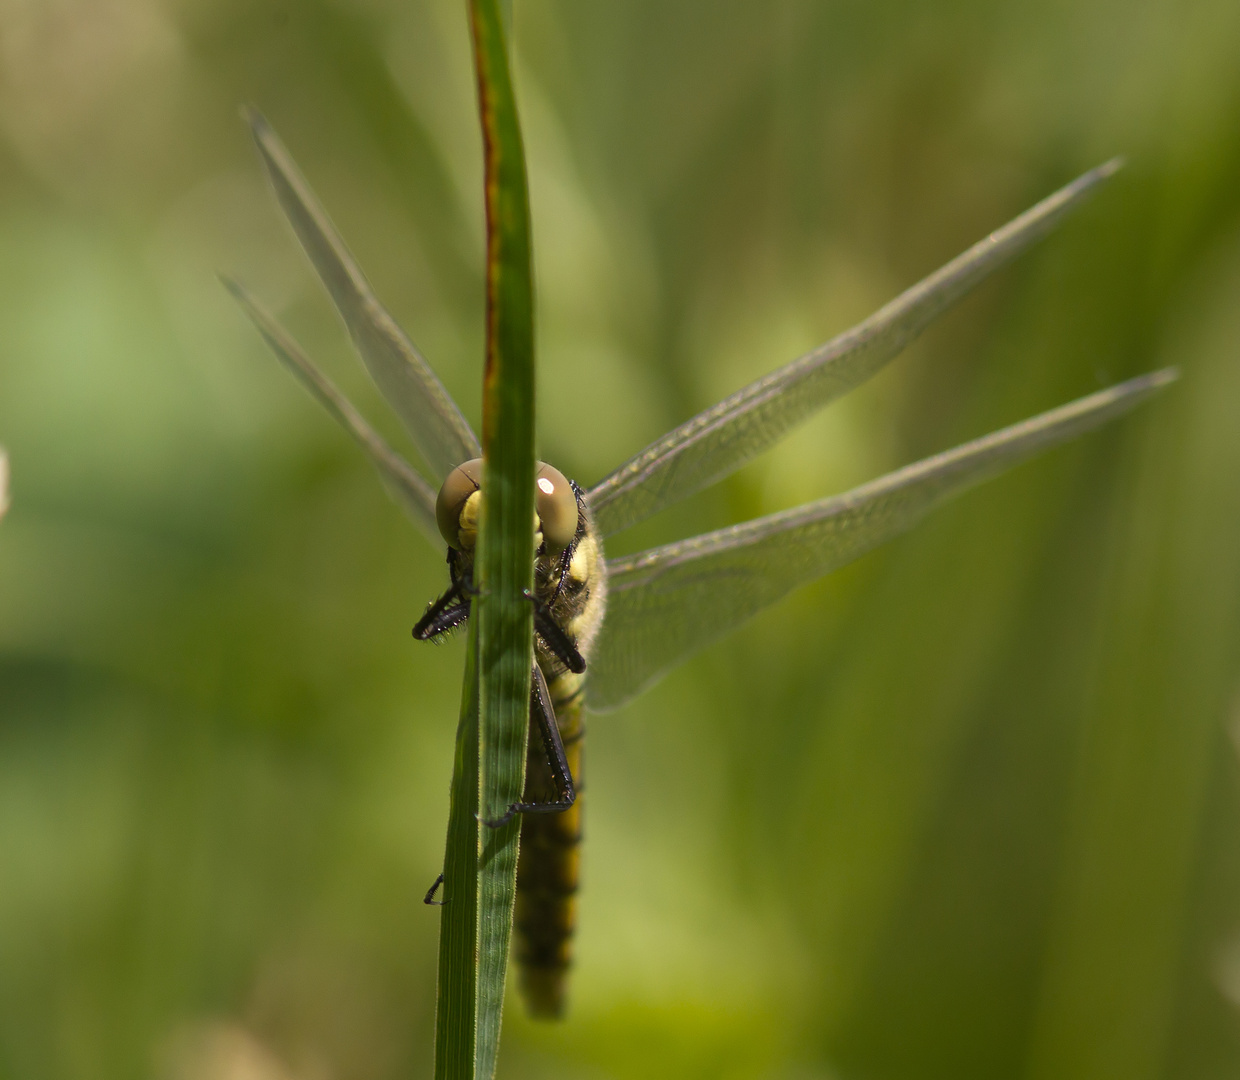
top-left (586, 369), bottom-right (1176, 711)
top-left (247, 109), bottom-right (480, 482)
top-left (225, 276), bottom-right (441, 546)
top-left (586, 160), bottom-right (1123, 539)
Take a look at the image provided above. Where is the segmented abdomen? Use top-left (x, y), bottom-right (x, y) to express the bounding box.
top-left (514, 673), bottom-right (584, 1018)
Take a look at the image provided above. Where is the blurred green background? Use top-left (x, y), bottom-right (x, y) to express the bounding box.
top-left (1, 1), bottom-right (1239, 1078)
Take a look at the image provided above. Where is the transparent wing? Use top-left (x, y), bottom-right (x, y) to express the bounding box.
top-left (247, 108), bottom-right (480, 482)
top-left (586, 160), bottom-right (1124, 539)
top-left (587, 369), bottom-right (1176, 711)
top-left (224, 276), bottom-right (441, 546)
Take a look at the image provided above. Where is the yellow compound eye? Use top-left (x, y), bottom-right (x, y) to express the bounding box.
top-left (435, 458), bottom-right (483, 549)
top-left (535, 462), bottom-right (578, 550)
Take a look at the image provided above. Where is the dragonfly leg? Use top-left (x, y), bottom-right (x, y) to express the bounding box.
top-left (413, 577), bottom-right (471, 640)
top-left (545, 533), bottom-right (577, 606)
top-left (481, 665), bottom-right (577, 829)
top-left (423, 873), bottom-right (445, 906)
top-left (525, 593), bottom-right (586, 673)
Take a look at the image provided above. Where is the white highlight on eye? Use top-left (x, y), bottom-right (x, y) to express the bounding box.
top-left (538, 477), bottom-right (555, 494)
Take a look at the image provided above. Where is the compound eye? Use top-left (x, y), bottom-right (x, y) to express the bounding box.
top-left (435, 458), bottom-right (483, 549)
top-left (535, 462), bottom-right (577, 550)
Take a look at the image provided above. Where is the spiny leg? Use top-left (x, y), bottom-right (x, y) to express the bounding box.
top-left (529, 597), bottom-right (586, 674)
top-left (544, 523), bottom-right (579, 607)
top-left (413, 577), bottom-right (470, 640)
top-left (423, 873), bottom-right (445, 906)
top-left (481, 665), bottom-right (576, 829)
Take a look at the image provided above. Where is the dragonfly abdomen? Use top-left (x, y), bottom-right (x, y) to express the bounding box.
top-left (514, 672), bottom-right (585, 1018)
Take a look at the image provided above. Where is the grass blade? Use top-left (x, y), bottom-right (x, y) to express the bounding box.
top-left (434, 622), bottom-right (480, 1080)
top-left (0, 449), bottom-right (8, 521)
top-left (472, 0), bottom-right (536, 1068)
top-left (587, 159), bottom-right (1124, 538)
top-left (588, 368), bottom-right (1178, 710)
top-left (247, 109), bottom-right (481, 481)
top-left (223, 277), bottom-right (440, 545)
top-left (432, 1), bottom-right (536, 1077)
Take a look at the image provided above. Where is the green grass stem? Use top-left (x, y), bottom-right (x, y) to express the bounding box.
top-left (433, 1), bottom-right (535, 1077)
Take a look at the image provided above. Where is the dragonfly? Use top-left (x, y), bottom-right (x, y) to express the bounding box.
top-left (226, 110), bottom-right (1175, 1018)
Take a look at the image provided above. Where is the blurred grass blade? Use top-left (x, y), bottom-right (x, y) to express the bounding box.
top-left (434, 621), bottom-right (480, 1080)
top-left (432, 0), bottom-right (536, 1076)
top-left (0, 448), bottom-right (8, 521)
top-left (587, 159), bottom-right (1125, 538)
top-left (223, 276), bottom-right (440, 545)
top-left (588, 368), bottom-right (1178, 711)
top-left (246, 108), bottom-right (481, 481)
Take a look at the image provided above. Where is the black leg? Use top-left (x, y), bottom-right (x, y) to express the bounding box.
top-left (530, 601), bottom-right (586, 674)
top-left (481, 665), bottom-right (577, 828)
top-left (423, 873), bottom-right (445, 906)
top-left (413, 578), bottom-right (470, 641)
top-left (539, 479), bottom-right (587, 610)
top-left (546, 534), bottom-right (577, 606)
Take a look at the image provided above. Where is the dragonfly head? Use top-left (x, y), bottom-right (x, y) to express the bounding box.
top-left (435, 457), bottom-right (578, 554)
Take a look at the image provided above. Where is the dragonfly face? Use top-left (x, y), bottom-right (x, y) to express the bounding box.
top-left (233, 110), bottom-right (1175, 1017)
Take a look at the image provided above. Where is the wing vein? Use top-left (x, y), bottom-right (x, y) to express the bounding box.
top-left (247, 109), bottom-right (480, 481)
top-left (587, 368), bottom-right (1176, 711)
top-left (224, 276), bottom-right (441, 545)
top-left (586, 160), bottom-right (1124, 538)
